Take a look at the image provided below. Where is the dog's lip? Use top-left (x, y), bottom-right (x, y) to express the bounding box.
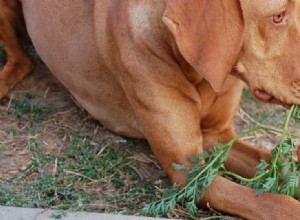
top-left (252, 88), bottom-right (292, 108)
top-left (253, 89), bottom-right (273, 102)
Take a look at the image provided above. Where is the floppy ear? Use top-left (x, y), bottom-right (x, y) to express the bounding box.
top-left (163, 0), bottom-right (244, 91)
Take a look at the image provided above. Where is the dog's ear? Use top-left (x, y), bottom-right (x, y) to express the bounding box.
top-left (163, 0), bottom-right (244, 91)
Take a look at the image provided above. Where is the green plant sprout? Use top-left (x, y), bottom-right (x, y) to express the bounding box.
top-left (145, 105), bottom-right (300, 215)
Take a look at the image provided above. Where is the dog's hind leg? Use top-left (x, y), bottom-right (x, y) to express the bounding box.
top-left (0, 0), bottom-right (33, 98)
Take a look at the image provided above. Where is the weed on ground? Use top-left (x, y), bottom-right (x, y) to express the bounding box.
top-left (0, 77), bottom-right (166, 216)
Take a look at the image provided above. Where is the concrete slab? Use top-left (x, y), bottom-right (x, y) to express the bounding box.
top-left (0, 206), bottom-right (167, 220)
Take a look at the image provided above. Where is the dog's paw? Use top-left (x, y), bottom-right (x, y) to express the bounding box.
top-left (0, 59), bottom-right (33, 99)
top-left (0, 80), bottom-right (10, 99)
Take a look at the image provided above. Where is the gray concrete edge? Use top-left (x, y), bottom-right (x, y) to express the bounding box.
top-left (0, 206), bottom-right (171, 220)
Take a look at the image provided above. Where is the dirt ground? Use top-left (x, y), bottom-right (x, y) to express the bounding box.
top-left (0, 48), bottom-right (297, 219)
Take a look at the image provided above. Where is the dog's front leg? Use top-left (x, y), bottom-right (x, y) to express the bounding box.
top-left (127, 80), bottom-right (300, 219)
top-left (0, 0), bottom-right (32, 98)
top-left (201, 175), bottom-right (300, 220)
top-left (198, 85), bottom-right (300, 219)
top-left (126, 80), bottom-right (300, 219)
top-left (204, 128), bottom-right (271, 178)
top-left (199, 81), bottom-right (271, 178)
top-left (126, 82), bottom-right (204, 185)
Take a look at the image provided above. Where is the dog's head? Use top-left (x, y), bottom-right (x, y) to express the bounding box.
top-left (163, 0), bottom-right (300, 106)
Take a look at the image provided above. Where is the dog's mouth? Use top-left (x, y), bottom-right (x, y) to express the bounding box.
top-left (231, 69), bottom-right (293, 108)
top-left (254, 89), bottom-right (273, 102)
top-left (253, 88), bottom-right (292, 108)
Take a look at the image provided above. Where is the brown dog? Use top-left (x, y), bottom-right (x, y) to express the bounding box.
top-left (2, 0), bottom-right (300, 219)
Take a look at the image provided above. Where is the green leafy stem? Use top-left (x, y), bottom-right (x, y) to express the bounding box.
top-left (221, 105), bottom-right (298, 179)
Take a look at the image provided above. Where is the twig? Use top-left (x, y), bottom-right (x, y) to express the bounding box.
top-left (6, 94), bottom-right (13, 111)
top-left (63, 169), bottom-right (98, 183)
top-left (43, 87), bottom-right (50, 99)
top-left (53, 158), bottom-right (58, 175)
top-left (97, 144), bottom-right (108, 156)
top-left (171, 208), bottom-right (199, 220)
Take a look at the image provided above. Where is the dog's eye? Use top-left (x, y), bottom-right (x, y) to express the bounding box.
top-left (273, 12), bottom-right (284, 24)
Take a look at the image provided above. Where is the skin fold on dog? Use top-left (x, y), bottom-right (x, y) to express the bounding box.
top-left (1, 0), bottom-right (300, 219)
